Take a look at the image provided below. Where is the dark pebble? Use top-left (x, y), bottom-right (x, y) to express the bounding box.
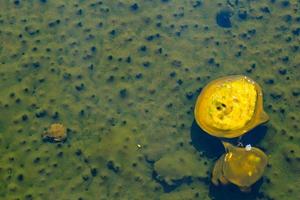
top-left (17, 174), bottom-right (24, 181)
top-left (110, 30), bottom-right (116, 36)
top-left (265, 79), bottom-right (274, 84)
top-left (143, 61), bottom-right (150, 67)
top-left (107, 161), bottom-right (119, 173)
top-left (139, 45), bottom-right (147, 52)
top-left (75, 83), bottom-right (85, 91)
top-left (63, 73), bottom-right (72, 80)
top-left (90, 46), bottom-right (97, 52)
top-left (193, 1), bottom-right (202, 8)
top-left (75, 149), bottom-right (82, 156)
top-left (90, 168), bottom-right (98, 177)
top-left (238, 10), bottom-right (248, 20)
top-left (281, 1), bottom-right (290, 7)
top-left (216, 10), bottom-right (232, 28)
top-left (261, 7), bottom-right (270, 13)
top-left (35, 110), bottom-right (47, 118)
top-left (119, 89), bottom-right (127, 98)
top-left (186, 92), bottom-right (194, 100)
top-left (177, 79), bottom-right (183, 85)
top-left (292, 28), bottom-right (300, 36)
top-left (135, 73), bottom-right (143, 79)
top-left (278, 69), bottom-right (287, 75)
top-left (130, 3), bottom-right (139, 11)
top-left (22, 114), bottom-right (28, 121)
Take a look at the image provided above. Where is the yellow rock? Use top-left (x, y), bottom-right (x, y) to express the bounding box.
top-left (42, 123), bottom-right (67, 142)
top-left (194, 75), bottom-right (269, 138)
top-left (212, 142), bottom-right (268, 191)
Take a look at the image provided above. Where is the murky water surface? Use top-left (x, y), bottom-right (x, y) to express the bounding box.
top-left (0, 1), bottom-right (299, 199)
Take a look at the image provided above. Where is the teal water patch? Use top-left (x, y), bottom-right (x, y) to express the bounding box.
top-left (0, 0), bottom-right (299, 199)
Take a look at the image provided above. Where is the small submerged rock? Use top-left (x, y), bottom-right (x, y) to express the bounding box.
top-left (42, 123), bottom-right (67, 142)
top-left (216, 10), bottom-right (232, 28)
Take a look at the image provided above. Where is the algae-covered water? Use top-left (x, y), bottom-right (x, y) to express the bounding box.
top-left (0, 0), bottom-right (299, 200)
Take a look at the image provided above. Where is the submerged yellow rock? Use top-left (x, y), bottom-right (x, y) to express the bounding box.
top-left (212, 142), bottom-right (268, 192)
top-left (194, 75), bottom-right (269, 138)
top-left (42, 123), bottom-right (67, 142)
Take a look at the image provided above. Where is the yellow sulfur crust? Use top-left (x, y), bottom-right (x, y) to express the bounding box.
top-left (194, 75), bottom-right (269, 138)
top-left (203, 78), bottom-right (257, 131)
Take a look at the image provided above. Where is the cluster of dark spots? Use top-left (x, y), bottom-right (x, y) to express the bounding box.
top-left (142, 61), bottom-right (151, 67)
top-left (278, 68), bottom-right (287, 75)
top-left (216, 10), bottom-right (232, 28)
top-left (82, 174), bottom-right (90, 182)
top-left (107, 160), bottom-right (120, 173)
top-left (32, 62), bottom-right (41, 68)
top-left (171, 60), bottom-right (182, 67)
top-left (264, 78), bottom-right (274, 84)
top-left (48, 20), bottom-right (61, 28)
top-left (270, 92), bottom-right (282, 100)
top-left (63, 73), bottom-right (72, 80)
top-left (107, 117), bottom-right (117, 126)
top-left (75, 83), bottom-right (85, 91)
top-left (177, 79), bottom-right (183, 85)
top-left (135, 73), bottom-right (143, 79)
top-left (192, 1), bottom-right (202, 8)
top-left (25, 26), bottom-right (40, 36)
top-left (35, 110), bottom-right (47, 118)
top-left (260, 7), bottom-right (271, 13)
top-left (139, 45), bottom-right (147, 52)
top-left (146, 33), bottom-right (160, 41)
top-left (90, 168), bottom-right (98, 177)
top-left (186, 92), bottom-right (194, 100)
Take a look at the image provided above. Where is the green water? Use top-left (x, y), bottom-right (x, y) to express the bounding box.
top-left (0, 0), bottom-right (299, 199)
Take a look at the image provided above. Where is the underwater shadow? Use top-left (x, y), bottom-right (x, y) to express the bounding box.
top-left (190, 120), bottom-right (224, 159)
top-left (239, 125), bottom-right (268, 147)
top-left (190, 120), bottom-right (268, 159)
top-left (190, 120), bottom-right (268, 199)
top-left (209, 178), bottom-right (264, 200)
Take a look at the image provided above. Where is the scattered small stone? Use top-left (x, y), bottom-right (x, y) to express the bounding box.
top-left (216, 10), bottom-right (232, 28)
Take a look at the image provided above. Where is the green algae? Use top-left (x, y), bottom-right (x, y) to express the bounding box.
top-left (0, 0), bottom-right (299, 199)
top-left (154, 149), bottom-right (210, 184)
